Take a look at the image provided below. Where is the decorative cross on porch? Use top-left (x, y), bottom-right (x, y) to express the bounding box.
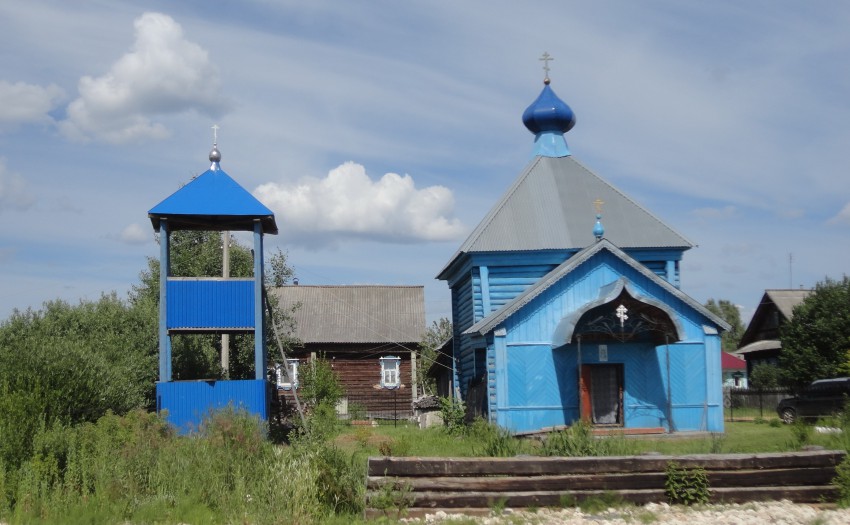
top-left (615, 304), bottom-right (629, 328)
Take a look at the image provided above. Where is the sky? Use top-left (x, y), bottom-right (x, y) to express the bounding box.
top-left (1, 1), bottom-right (849, 328)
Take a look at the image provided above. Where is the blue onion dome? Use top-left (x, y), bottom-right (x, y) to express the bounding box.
top-left (522, 80), bottom-right (576, 135)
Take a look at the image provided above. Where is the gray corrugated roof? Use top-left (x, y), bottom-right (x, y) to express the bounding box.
top-left (765, 289), bottom-right (813, 320)
top-left (439, 156), bottom-right (692, 278)
top-left (270, 285), bottom-right (425, 344)
top-left (734, 339), bottom-right (781, 356)
top-left (464, 239), bottom-right (728, 336)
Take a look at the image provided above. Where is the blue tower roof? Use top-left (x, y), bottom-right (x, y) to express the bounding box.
top-left (522, 79), bottom-right (576, 158)
top-left (148, 148), bottom-right (278, 234)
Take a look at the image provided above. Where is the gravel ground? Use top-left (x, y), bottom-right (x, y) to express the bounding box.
top-left (404, 501), bottom-right (850, 524)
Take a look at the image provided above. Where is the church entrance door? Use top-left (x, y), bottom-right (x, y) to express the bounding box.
top-left (580, 364), bottom-right (623, 425)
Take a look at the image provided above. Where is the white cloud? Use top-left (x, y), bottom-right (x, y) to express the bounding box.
top-left (0, 159), bottom-right (34, 212)
top-left (255, 162), bottom-right (467, 247)
top-left (59, 12), bottom-right (227, 143)
top-left (828, 202), bottom-right (850, 225)
top-left (0, 81), bottom-right (63, 127)
top-left (118, 223), bottom-right (151, 245)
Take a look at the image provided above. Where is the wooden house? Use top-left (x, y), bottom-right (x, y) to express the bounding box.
top-left (270, 285), bottom-right (425, 421)
top-left (734, 289), bottom-right (812, 378)
top-left (437, 73), bottom-right (729, 434)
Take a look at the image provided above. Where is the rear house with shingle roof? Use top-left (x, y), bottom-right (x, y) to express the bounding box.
top-left (438, 68), bottom-right (728, 434)
top-left (270, 285), bottom-right (424, 421)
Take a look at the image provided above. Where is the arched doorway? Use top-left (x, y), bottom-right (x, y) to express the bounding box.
top-left (570, 288), bottom-right (681, 428)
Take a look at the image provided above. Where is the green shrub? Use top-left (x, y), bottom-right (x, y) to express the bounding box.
top-left (439, 396), bottom-right (466, 435)
top-left (368, 477), bottom-right (414, 520)
top-left (470, 419), bottom-right (521, 457)
top-left (664, 461), bottom-right (710, 505)
top-left (835, 456), bottom-right (850, 507)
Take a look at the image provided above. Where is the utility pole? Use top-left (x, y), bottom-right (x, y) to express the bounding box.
top-left (221, 230), bottom-right (230, 378)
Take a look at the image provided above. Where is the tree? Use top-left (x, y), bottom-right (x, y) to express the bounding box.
top-left (779, 276), bottom-right (850, 389)
top-left (416, 317), bottom-right (453, 397)
top-left (749, 363), bottom-right (780, 390)
top-left (704, 298), bottom-right (746, 352)
top-left (0, 293), bottom-right (157, 469)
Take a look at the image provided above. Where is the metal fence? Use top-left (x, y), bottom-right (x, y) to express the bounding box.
top-left (338, 391), bottom-right (414, 425)
top-left (725, 387), bottom-right (792, 421)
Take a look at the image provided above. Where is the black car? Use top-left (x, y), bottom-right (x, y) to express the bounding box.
top-left (776, 377), bottom-right (850, 424)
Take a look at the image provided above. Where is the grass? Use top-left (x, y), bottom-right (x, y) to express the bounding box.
top-left (4, 410), bottom-right (847, 525)
top-left (334, 420), bottom-right (839, 459)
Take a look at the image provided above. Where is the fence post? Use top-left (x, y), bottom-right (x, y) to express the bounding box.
top-left (759, 389), bottom-right (764, 418)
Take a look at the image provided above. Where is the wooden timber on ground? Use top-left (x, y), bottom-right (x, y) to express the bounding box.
top-left (364, 450), bottom-right (845, 518)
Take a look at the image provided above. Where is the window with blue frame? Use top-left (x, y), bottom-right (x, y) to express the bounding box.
top-left (380, 356), bottom-right (401, 389)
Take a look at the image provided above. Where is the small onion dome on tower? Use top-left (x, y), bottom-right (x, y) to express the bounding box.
top-left (522, 79), bottom-right (576, 158)
top-left (593, 213), bottom-right (605, 241)
top-left (209, 144), bottom-right (221, 164)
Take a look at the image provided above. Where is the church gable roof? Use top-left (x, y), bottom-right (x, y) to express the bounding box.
top-left (439, 156), bottom-right (692, 278)
top-left (465, 238), bottom-right (727, 337)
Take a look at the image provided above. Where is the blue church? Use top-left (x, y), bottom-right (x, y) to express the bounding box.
top-left (438, 70), bottom-right (729, 434)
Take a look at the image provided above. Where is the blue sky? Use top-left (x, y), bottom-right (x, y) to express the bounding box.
top-left (1, 1), bottom-right (849, 326)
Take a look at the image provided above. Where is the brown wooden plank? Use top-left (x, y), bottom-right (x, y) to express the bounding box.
top-left (368, 472), bottom-right (668, 492)
top-left (709, 485), bottom-right (839, 504)
top-left (366, 484), bottom-right (840, 512)
top-left (366, 450), bottom-right (846, 477)
top-left (708, 467), bottom-right (837, 488)
top-left (368, 466), bottom-right (837, 493)
top-left (399, 489), bottom-right (666, 508)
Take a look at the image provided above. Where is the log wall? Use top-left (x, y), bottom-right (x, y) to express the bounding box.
top-left (366, 450), bottom-right (846, 517)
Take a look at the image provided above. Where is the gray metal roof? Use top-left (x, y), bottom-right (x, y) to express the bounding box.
top-left (270, 285), bottom-right (425, 344)
top-left (734, 339), bottom-right (781, 356)
top-left (764, 289), bottom-right (813, 320)
top-left (439, 156), bottom-right (692, 278)
top-left (464, 239), bottom-right (728, 337)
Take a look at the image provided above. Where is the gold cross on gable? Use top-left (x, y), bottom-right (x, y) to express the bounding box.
top-left (211, 124), bottom-right (220, 145)
top-left (593, 198), bottom-right (605, 214)
top-left (539, 52), bottom-right (554, 79)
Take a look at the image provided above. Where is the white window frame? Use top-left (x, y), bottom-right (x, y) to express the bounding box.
top-left (380, 356), bottom-right (401, 389)
top-left (275, 359), bottom-right (300, 390)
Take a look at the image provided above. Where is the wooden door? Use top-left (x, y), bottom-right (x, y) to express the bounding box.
top-left (580, 364), bottom-right (623, 426)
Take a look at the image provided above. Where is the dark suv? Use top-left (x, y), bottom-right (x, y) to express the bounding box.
top-left (776, 377), bottom-right (850, 424)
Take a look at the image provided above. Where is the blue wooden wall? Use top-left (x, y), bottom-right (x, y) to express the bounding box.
top-left (447, 246), bottom-right (723, 434)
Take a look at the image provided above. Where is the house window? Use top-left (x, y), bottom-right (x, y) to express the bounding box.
top-left (380, 356), bottom-right (401, 389)
top-left (275, 359), bottom-right (299, 390)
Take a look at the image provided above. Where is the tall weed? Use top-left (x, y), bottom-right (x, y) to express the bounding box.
top-left (3, 407), bottom-right (363, 524)
top-left (542, 420), bottom-right (636, 457)
top-left (470, 419), bottom-right (522, 457)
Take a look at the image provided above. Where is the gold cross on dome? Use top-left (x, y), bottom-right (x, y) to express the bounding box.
top-left (539, 52), bottom-right (554, 79)
top-left (593, 198), bottom-right (605, 214)
top-left (211, 124), bottom-right (220, 145)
